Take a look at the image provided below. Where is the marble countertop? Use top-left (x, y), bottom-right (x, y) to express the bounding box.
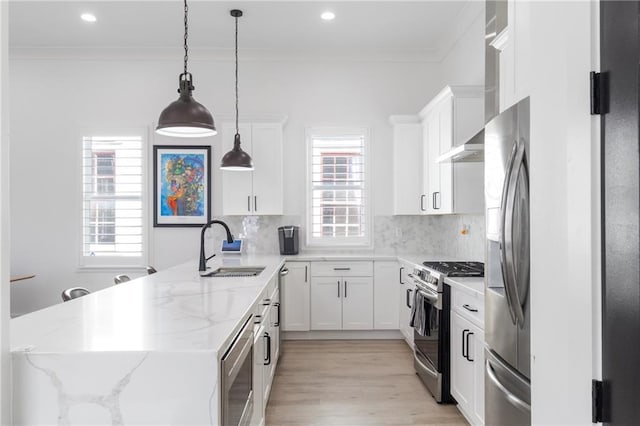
top-left (11, 254), bottom-right (285, 354)
top-left (444, 276), bottom-right (485, 295)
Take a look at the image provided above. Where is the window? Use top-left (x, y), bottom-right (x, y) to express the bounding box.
top-left (81, 136), bottom-right (146, 267)
top-left (307, 128), bottom-right (369, 246)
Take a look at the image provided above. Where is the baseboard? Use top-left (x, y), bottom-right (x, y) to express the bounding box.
top-left (282, 330), bottom-right (403, 340)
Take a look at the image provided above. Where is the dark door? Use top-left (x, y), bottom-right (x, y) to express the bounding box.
top-left (601, 2), bottom-right (640, 423)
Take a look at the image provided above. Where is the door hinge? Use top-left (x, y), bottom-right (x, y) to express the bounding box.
top-left (590, 71), bottom-right (607, 115)
top-left (592, 379), bottom-right (604, 423)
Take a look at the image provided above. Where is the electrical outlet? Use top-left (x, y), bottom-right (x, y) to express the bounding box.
top-left (395, 227), bottom-right (403, 238)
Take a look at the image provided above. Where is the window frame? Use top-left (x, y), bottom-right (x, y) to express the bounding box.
top-left (77, 129), bottom-right (150, 270)
top-left (305, 126), bottom-right (372, 248)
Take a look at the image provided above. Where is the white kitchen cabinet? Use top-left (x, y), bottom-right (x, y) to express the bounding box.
top-left (419, 86), bottom-right (484, 215)
top-left (310, 261), bottom-right (373, 330)
top-left (341, 277), bottom-right (374, 330)
top-left (310, 277), bottom-right (343, 330)
top-left (264, 287), bottom-right (280, 400)
top-left (450, 287), bottom-right (486, 426)
top-left (494, 0), bottom-right (530, 113)
top-left (390, 115), bottom-right (424, 215)
top-left (221, 121), bottom-right (284, 215)
top-left (251, 276), bottom-right (281, 426)
top-left (398, 263), bottom-right (415, 347)
top-left (373, 261), bottom-right (400, 330)
top-left (281, 262), bottom-right (310, 331)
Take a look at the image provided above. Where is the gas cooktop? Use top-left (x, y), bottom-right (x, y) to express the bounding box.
top-left (422, 261), bottom-right (484, 277)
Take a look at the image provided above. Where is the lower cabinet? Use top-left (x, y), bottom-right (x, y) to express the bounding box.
top-left (251, 277), bottom-right (281, 426)
top-left (373, 261), bottom-right (400, 329)
top-left (398, 263), bottom-right (415, 347)
top-left (450, 310), bottom-right (485, 425)
top-left (310, 276), bottom-right (373, 330)
top-left (281, 262), bottom-right (310, 331)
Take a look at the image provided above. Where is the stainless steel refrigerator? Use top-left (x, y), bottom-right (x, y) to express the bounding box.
top-left (484, 97), bottom-right (531, 425)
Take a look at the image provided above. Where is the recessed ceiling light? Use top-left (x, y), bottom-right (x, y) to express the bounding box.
top-left (81, 13), bottom-right (97, 23)
top-left (321, 11), bottom-right (335, 21)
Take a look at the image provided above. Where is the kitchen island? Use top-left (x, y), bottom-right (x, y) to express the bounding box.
top-left (10, 254), bottom-right (285, 425)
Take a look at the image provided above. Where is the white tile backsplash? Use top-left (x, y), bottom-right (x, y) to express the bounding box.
top-left (217, 214), bottom-right (485, 261)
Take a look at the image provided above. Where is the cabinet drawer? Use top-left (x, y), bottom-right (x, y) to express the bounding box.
top-left (452, 287), bottom-right (484, 329)
top-left (311, 261), bottom-right (373, 277)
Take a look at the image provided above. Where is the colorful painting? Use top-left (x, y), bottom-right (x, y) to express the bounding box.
top-left (153, 145), bottom-right (211, 227)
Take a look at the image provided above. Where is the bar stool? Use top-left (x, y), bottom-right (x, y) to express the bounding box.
top-left (61, 287), bottom-right (90, 302)
top-left (145, 266), bottom-right (157, 275)
top-left (114, 274), bottom-right (131, 285)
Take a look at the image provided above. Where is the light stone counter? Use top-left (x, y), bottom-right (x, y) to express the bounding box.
top-left (10, 254), bottom-right (284, 425)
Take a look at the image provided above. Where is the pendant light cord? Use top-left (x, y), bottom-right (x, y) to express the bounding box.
top-left (183, 0), bottom-right (189, 76)
top-left (235, 14), bottom-right (239, 136)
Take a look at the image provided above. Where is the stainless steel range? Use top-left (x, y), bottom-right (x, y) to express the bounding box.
top-left (410, 261), bottom-right (484, 403)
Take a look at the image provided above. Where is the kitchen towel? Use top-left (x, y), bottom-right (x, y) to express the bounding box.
top-left (409, 290), bottom-right (433, 336)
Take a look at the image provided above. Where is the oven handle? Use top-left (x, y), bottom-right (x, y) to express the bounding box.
top-left (417, 288), bottom-right (438, 304)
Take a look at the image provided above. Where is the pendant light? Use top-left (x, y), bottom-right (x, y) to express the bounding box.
top-left (220, 9), bottom-right (254, 171)
top-left (156, 0), bottom-right (216, 138)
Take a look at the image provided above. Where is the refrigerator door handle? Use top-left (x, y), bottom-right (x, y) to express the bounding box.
top-left (486, 358), bottom-right (531, 413)
top-left (505, 141), bottom-right (528, 326)
top-left (500, 142), bottom-right (519, 324)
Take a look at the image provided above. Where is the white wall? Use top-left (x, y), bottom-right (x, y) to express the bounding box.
top-left (8, 55), bottom-right (445, 315)
top-left (0, 1), bottom-right (11, 422)
top-left (528, 1), bottom-right (598, 424)
top-left (438, 5), bottom-right (485, 87)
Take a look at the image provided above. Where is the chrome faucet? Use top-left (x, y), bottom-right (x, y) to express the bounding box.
top-left (199, 219), bottom-right (234, 272)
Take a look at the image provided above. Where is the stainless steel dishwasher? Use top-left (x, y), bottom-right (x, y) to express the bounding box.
top-left (221, 314), bottom-right (254, 426)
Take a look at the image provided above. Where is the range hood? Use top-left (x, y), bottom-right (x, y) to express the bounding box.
top-left (436, 129), bottom-right (484, 163)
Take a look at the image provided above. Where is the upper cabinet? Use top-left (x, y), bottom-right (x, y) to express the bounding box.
top-left (390, 115), bottom-right (424, 215)
top-left (221, 120), bottom-right (285, 215)
top-left (493, 0), bottom-right (530, 113)
top-left (420, 86), bottom-right (484, 215)
top-left (391, 86), bottom-right (484, 216)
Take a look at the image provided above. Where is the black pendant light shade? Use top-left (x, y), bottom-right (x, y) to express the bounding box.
top-left (156, 73), bottom-right (217, 137)
top-left (221, 9), bottom-right (254, 171)
top-left (221, 133), bottom-right (254, 170)
top-left (156, 0), bottom-right (216, 138)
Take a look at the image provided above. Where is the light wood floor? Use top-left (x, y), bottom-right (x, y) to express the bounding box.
top-left (265, 340), bottom-right (468, 426)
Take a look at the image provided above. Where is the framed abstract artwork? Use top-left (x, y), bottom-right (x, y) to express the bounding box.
top-left (153, 145), bottom-right (211, 227)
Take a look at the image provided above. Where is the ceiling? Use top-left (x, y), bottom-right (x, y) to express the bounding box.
top-left (8, 1), bottom-right (482, 61)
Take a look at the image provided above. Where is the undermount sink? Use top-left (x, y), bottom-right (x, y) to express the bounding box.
top-left (201, 266), bottom-right (265, 278)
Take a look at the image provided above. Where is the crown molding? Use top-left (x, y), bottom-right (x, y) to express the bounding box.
top-left (9, 46), bottom-right (446, 63)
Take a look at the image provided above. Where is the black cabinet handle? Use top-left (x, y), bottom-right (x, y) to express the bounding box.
top-left (406, 288), bottom-right (413, 308)
top-left (466, 331), bottom-right (474, 362)
top-left (305, 265), bottom-right (308, 282)
top-left (399, 267), bottom-right (405, 285)
top-left (262, 298), bottom-right (271, 306)
top-left (462, 329), bottom-right (469, 359)
top-left (434, 192), bottom-right (441, 210)
top-left (463, 304), bottom-right (478, 313)
top-left (255, 196), bottom-right (258, 212)
top-left (274, 302), bottom-right (280, 327)
top-left (337, 280), bottom-right (341, 298)
top-left (420, 194), bottom-right (426, 211)
top-left (264, 332), bottom-right (271, 365)
top-left (344, 281), bottom-right (348, 298)
top-left (247, 195), bottom-right (251, 212)
top-left (333, 267), bottom-right (351, 271)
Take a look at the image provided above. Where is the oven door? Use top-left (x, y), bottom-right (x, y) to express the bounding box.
top-left (413, 283), bottom-right (447, 402)
top-left (414, 286), bottom-right (441, 371)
